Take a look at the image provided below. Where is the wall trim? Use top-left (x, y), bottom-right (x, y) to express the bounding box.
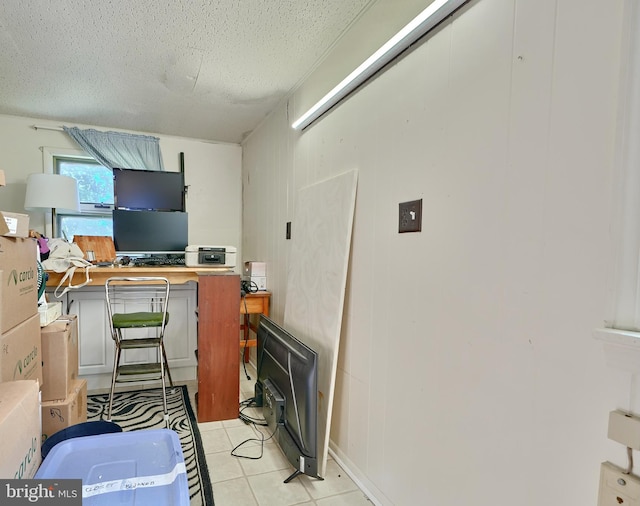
top-left (328, 439), bottom-right (389, 506)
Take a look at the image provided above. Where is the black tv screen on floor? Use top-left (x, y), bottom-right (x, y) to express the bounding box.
top-left (254, 315), bottom-right (319, 482)
top-left (114, 168), bottom-right (185, 211)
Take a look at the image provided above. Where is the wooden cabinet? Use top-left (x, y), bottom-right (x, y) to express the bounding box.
top-left (197, 272), bottom-right (240, 422)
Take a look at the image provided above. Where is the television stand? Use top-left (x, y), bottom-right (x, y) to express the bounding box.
top-left (284, 470), bottom-right (302, 483)
top-left (284, 469), bottom-right (324, 484)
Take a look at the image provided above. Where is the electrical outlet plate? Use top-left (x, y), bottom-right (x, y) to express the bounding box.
top-left (598, 462), bottom-right (640, 505)
top-left (399, 199), bottom-right (422, 233)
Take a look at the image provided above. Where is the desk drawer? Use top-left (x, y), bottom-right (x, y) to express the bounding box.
top-left (241, 297), bottom-right (267, 314)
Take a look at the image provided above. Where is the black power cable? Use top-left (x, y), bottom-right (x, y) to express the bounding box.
top-left (241, 297), bottom-right (251, 380)
top-left (240, 280), bottom-right (259, 381)
top-left (232, 397), bottom-right (275, 460)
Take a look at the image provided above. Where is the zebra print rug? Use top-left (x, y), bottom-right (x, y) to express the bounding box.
top-left (86, 386), bottom-right (214, 506)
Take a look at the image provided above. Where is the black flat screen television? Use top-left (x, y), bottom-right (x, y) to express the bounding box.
top-left (254, 315), bottom-right (320, 482)
top-left (113, 209), bottom-right (188, 254)
top-left (113, 168), bottom-right (185, 211)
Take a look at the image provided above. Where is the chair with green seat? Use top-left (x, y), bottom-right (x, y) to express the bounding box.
top-left (105, 277), bottom-right (172, 426)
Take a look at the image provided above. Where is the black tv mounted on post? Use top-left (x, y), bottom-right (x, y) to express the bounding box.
top-left (113, 168), bottom-right (185, 212)
top-left (254, 315), bottom-right (321, 483)
top-left (112, 168), bottom-right (188, 258)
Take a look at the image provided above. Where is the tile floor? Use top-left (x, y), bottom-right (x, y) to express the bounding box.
top-left (190, 362), bottom-right (373, 506)
top-left (91, 362), bottom-right (372, 505)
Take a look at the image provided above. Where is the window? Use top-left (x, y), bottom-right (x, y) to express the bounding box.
top-left (54, 156), bottom-right (114, 240)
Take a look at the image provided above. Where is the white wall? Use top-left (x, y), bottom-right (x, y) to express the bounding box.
top-left (242, 0), bottom-right (626, 504)
top-left (0, 114), bottom-right (242, 264)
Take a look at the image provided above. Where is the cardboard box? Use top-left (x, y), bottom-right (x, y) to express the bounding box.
top-left (39, 301), bottom-right (62, 327)
top-left (0, 170), bottom-right (5, 186)
top-left (0, 314), bottom-right (42, 384)
top-left (0, 380), bottom-right (41, 479)
top-left (0, 237), bottom-right (38, 333)
top-left (41, 378), bottom-right (87, 442)
top-left (0, 211), bottom-right (30, 238)
top-left (244, 261), bottom-right (266, 277)
top-left (40, 315), bottom-right (79, 402)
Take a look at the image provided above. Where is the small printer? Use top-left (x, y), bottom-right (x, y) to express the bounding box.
top-left (185, 245), bottom-right (236, 268)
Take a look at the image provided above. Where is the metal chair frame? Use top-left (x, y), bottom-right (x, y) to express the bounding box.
top-left (105, 277), bottom-right (172, 426)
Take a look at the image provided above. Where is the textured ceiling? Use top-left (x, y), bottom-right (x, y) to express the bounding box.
top-left (0, 0), bottom-right (375, 143)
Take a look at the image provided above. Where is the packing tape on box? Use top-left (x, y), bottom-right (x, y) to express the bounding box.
top-left (82, 462), bottom-right (186, 498)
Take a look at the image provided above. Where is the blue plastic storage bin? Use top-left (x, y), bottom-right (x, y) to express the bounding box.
top-left (41, 420), bottom-right (123, 459)
top-left (35, 429), bottom-right (189, 506)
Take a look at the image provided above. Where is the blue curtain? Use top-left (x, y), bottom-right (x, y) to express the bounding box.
top-left (63, 127), bottom-right (165, 171)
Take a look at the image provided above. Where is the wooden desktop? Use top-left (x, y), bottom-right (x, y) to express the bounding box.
top-left (46, 266), bottom-right (270, 422)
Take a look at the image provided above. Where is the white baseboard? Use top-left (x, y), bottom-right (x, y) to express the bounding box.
top-left (328, 439), bottom-right (391, 506)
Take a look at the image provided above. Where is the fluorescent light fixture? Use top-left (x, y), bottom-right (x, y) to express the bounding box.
top-left (292, 0), bottom-right (470, 130)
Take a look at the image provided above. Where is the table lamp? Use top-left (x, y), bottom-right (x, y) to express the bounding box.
top-left (24, 173), bottom-right (80, 237)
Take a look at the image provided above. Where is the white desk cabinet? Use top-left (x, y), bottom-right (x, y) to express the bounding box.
top-left (48, 282), bottom-right (198, 387)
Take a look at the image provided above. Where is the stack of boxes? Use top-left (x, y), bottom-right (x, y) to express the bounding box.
top-left (40, 315), bottom-right (86, 441)
top-left (0, 209), bottom-right (44, 479)
top-left (0, 185), bottom-right (87, 478)
top-left (0, 227), bottom-right (42, 384)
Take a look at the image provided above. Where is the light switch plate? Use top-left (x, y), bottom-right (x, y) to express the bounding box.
top-left (399, 199), bottom-right (422, 233)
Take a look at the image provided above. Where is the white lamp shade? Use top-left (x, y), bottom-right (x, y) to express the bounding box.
top-left (24, 173), bottom-right (80, 212)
